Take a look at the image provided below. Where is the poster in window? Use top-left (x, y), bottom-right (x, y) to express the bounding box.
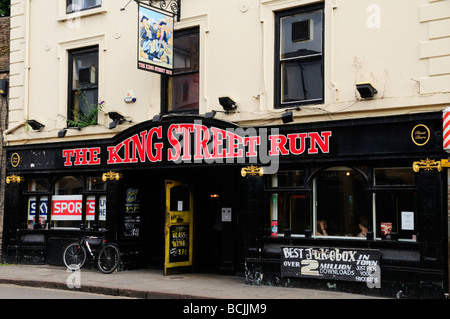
top-left (137, 4), bottom-right (174, 75)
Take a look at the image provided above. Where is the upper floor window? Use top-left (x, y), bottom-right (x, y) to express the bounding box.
top-left (275, 4), bottom-right (324, 108)
top-left (162, 27), bottom-right (199, 114)
top-left (66, 0), bottom-right (102, 13)
top-left (67, 46), bottom-right (99, 127)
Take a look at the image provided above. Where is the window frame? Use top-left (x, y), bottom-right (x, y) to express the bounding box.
top-left (274, 3), bottom-right (325, 109)
top-left (23, 175), bottom-right (107, 231)
top-left (267, 166), bottom-right (419, 242)
top-left (67, 46), bottom-right (99, 127)
top-left (161, 27), bottom-right (200, 115)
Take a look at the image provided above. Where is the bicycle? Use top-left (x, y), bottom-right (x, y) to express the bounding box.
top-left (63, 236), bottom-right (120, 274)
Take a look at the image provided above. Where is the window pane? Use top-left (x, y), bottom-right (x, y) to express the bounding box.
top-left (374, 168), bottom-right (415, 186)
top-left (173, 32), bottom-right (199, 73)
top-left (67, 0), bottom-right (101, 13)
top-left (87, 176), bottom-right (106, 191)
top-left (315, 167), bottom-right (369, 237)
top-left (69, 47), bottom-right (99, 125)
top-left (280, 10), bottom-right (323, 59)
top-left (271, 171), bottom-right (305, 188)
top-left (72, 52), bottom-right (98, 90)
top-left (27, 179), bottom-right (49, 192)
top-left (71, 89), bottom-right (99, 123)
top-left (164, 28), bottom-right (199, 113)
top-left (270, 193), bottom-right (309, 236)
top-left (281, 59), bottom-right (323, 103)
top-left (168, 73), bottom-right (199, 112)
top-left (375, 192), bottom-right (417, 240)
top-left (170, 185), bottom-right (190, 212)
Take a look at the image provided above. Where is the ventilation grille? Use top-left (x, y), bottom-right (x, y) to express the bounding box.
top-left (292, 20), bottom-right (310, 42)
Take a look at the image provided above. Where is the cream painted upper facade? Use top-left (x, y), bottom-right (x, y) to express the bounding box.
top-left (6, 0), bottom-right (450, 146)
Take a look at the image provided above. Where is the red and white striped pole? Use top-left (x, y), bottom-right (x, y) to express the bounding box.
top-left (443, 108), bottom-right (450, 151)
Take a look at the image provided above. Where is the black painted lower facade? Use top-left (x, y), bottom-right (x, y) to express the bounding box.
top-left (1, 112), bottom-right (449, 298)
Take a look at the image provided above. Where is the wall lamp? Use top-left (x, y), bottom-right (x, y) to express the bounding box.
top-left (218, 97), bottom-right (237, 114)
top-left (281, 107), bottom-right (301, 124)
top-left (27, 120), bottom-right (45, 131)
top-left (108, 112), bottom-right (130, 129)
top-left (356, 82), bottom-right (377, 99)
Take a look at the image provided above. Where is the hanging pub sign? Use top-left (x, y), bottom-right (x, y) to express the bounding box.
top-left (137, 3), bottom-right (174, 75)
top-left (281, 246), bottom-right (381, 284)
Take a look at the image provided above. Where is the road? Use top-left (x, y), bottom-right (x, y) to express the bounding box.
top-left (0, 284), bottom-right (133, 299)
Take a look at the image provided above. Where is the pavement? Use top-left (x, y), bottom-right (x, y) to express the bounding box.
top-left (0, 264), bottom-right (384, 300)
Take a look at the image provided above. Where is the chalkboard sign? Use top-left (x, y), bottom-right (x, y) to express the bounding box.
top-left (281, 246), bottom-right (380, 284)
top-left (169, 224), bottom-right (189, 263)
top-left (123, 188), bottom-right (140, 237)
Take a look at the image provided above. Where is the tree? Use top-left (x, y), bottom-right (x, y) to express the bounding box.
top-left (0, 0), bottom-right (10, 17)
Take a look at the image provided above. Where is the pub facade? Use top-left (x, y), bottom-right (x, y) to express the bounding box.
top-left (2, 0), bottom-right (449, 299)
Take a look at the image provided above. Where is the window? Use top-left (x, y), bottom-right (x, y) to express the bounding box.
top-left (267, 166), bottom-right (419, 242)
top-left (373, 168), bottom-right (417, 241)
top-left (275, 4), bottom-right (324, 108)
top-left (269, 171), bottom-right (310, 237)
top-left (67, 46), bottom-right (99, 127)
top-left (66, 0), bottom-right (101, 13)
top-left (162, 27), bottom-right (199, 113)
top-left (26, 179), bottom-right (51, 229)
top-left (314, 167), bottom-right (369, 238)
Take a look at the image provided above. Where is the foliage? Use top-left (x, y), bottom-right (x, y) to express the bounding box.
top-left (64, 90), bottom-right (104, 128)
top-left (0, 0), bottom-right (10, 17)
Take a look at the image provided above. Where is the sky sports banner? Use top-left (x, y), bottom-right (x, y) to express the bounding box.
top-left (29, 196), bottom-right (106, 221)
top-left (281, 246), bottom-right (381, 284)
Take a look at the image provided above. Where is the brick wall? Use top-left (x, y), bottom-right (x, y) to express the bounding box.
top-left (0, 16), bottom-right (10, 262)
top-left (0, 16), bottom-right (9, 73)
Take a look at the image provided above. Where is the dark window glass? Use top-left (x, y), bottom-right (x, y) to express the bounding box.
top-left (66, 0), bottom-right (101, 13)
top-left (163, 28), bottom-right (199, 113)
top-left (275, 5), bottom-right (324, 108)
top-left (315, 167), bottom-right (369, 237)
top-left (67, 46), bottom-right (99, 126)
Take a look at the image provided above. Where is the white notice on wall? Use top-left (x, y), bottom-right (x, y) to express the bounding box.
top-left (401, 211), bottom-right (414, 230)
top-left (177, 201), bottom-right (183, 211)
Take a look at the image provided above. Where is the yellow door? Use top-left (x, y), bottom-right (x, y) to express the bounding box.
top-left (164, 180), bottom-right (194, 275)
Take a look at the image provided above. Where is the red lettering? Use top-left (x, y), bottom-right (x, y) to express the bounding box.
top-left (167, 124), bottom-right (182, 161)
top-left (146, 127), bottom-right (163, 162)
top-left (88, 148), bottom-right (101, 165)
top-left (130, 131), bottom-right (147, 163)
top-left (244, 136), bottom-right (260, 157)
top-left (211, 127), bottom-right (226, 158)
top-left (107, 143), bottom-right (124, 164)
top-left (62, 149), bottom-right (75, 166)
top-left (287, 133), bottom-right (307, 155)
top-left (308, 132), bottom-right (332, 154)
top-left (194, 124), bottom-right (212, 160)
top-left (180, 124), bottom-right (194, 161)
top-left (226, 131), bottom-right (244, 158)
top-left (269, 135), bottom-right (289, 156)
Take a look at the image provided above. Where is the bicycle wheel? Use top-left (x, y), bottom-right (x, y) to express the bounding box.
top-left (63, 242), bottom-right (87, 270)
top-left (97, 244), bottom-right (120, 274)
